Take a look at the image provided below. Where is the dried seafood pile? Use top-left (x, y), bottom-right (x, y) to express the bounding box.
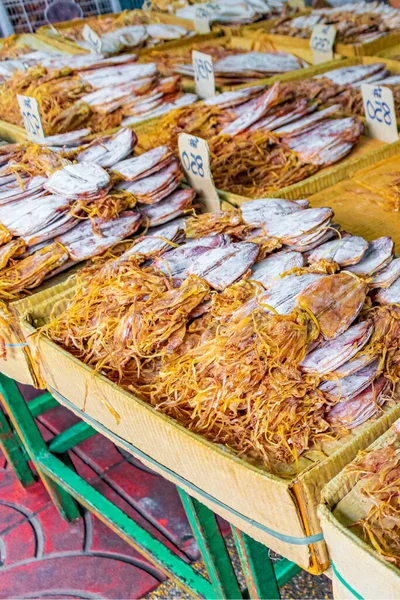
top-left (41, 198), bottom-right (400, 475)
top-left (49, 11), bottom-right (193, 54)
top-left (173, 51), bottom-right (308, 85)
top-left (0, 56), bottom-right (197, 134)
top-left (140, 83), bottom-right (363, 196)
top-left (345, 419), bottom-right (400, 567)
top-left (270, 1), bottom-right (400, 44)
top-left (174, 0), bottom-right (293, 25)
top-left (0, 128), bottom-right (196, 303)
top-left (313, 63), bottom-right (400, 119)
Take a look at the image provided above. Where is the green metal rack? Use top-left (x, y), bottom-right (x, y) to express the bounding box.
top-left (0, 372), bottom-right (301, 598)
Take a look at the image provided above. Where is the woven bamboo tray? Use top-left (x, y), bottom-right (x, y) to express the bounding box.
top-left (16, 281), bottom-right (400, 574)
top-left (319, 423), bottom-right (400, 599)
top-left (244, 16), bottom-right (400, 58)
top-left (37, 9), bottom-right (224, 56)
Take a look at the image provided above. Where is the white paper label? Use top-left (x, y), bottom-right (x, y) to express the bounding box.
top-left (194, 13), bottom-right (211, 34)
top-left (362, 84), bottom-right (398, 144)
top-left (193, 50), bottom-right (215, 100)
top-left (178, 133), bottom-right (220, 212)
top-left (82, 24), bottom-right (103, 54)
top-left (193, 4), bottom-right (220, 33)
top-left (17, 95), bottom-right (45, 140)
top-left (310, 25), bottom-right (336, 64)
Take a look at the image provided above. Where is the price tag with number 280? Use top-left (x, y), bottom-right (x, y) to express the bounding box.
top-left (310, 24), bottom-right (336, 64)
top-left (178, 132), bottom-right (219, 212)
top-left (362, 84), bottom-right (398, 144)
top-left (192, 50), bottom-right (215, 100)
top-left (17, 94), bottom-right (45, 141)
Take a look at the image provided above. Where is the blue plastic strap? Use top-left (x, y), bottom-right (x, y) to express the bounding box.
top-left (332, 562), bottom-right (364, 599)
top-left (5, 342), bottom-right (28, 348)
top-left (50, 386), bottom-right (324, 546)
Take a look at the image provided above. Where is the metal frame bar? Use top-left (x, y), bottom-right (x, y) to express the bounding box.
top-left (0, 372), bottom-right (302, 598)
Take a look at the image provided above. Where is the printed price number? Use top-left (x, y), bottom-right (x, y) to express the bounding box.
top-left (193, 50), bottom-right (215, 99)
top-left (193, 56), bottom-right (213, 82)
top-left (310, 36), bottom-right (331, 53)
top-left (178, 132), bottom-right (219, 212)
top-left (310, 24), bottom-right (336, 64)
top-left (17, 95), bottom-right (45, 140)
top-left (181, 150), bottom-right (205, 178)
top-left (366, 98), bottom-right (392, 125)
top-left (361, 84), bottom-right (398, 144)
top-left (83, 25), bottom-right (102, 54)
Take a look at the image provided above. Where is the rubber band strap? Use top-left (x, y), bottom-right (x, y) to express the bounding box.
top-left (332, 562), bottom-right (364, 599)
top-left (5, 342), bottom-right (28, 348)
top-left (50, 386), bottom-right (325, 547)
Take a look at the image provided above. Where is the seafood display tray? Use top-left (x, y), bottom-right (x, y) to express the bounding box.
top-left (139, 30), bottom-right (318, 93)
top-left (219, 136), bottom-right (400, 203)
top-left (17, 281), bottom-right (400, 575)
top-left (319, 425), bottom-right (400, 599)
top-left (243, 21), bottom-right (400, 59)
top-left (0, 32), bottom-right (87, 56)
top-left (37, 10), bottom-right (224, 57)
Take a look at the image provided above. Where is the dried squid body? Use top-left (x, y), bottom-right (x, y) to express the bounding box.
top-left (57, 211), bottom-right (142, 261)
top-left (187, 242), bottom-right (259, 291)
top-left (300, 321), bottom-right (373, 376)
top-left (326, 376), bottom-right (389, 429)
top-left (45, 162), bottom-right (110, 200)
top-left (138, 189), bottom-right (196, 227)
top-left (76, 128), bottom-right (136, 168)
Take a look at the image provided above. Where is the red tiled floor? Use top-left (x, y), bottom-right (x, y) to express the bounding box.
top-left (0, 388), bottom-right (205, 599)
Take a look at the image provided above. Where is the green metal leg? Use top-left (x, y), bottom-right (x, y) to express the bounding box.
top-left (0, 374), bottom-right (80, 522)
top-left (0, 371), bottom-right (302, 599)
top-left (178, 488), bottom-right (243, 599)
top-left (0, 404), bottom-right (35, 487)
top-left (232, 527), bottom-right (281, 600)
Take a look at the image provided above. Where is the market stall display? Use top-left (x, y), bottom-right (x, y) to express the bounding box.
top-left (270, 2), bottom-right (400, 45)
top-left (141, 33), bottom-right (312, 86)
top-left (173, 0), bottom-right (295, 26)
top-left (319, 419), bottom-right (400, 599)
top-left (37, 10), bottom-right (207, 54)
top-left (0, 58), bottom-right (197, 135)
top-left (0, 130), bottom-right (196, 385)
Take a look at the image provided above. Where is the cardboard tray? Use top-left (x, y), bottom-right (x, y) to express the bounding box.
top-left (244, 17), bottom-right (400, 58)
top-left (138, 30), bottom-right (319, 93)
top-left (218, 137), bottom-right (400, 204)
top-left (37, 10), bottom-right (223, 56)
top-left (17, 284), bottom-right (400, 574)
top-left (308, 153), bottom-right (400, 253)
top-left (0, 273), bottom-right (77, 387)
top-left (0, 33), bottom-right (86, 56)
top-left (319, 425), bottom-right (400, 599)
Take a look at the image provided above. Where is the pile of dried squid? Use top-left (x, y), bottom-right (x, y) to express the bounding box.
top-left (0, 53), bottom-right (197, 134)
top-left (46, 11), bottom-right (194, 55)
top-left (40, 196), bottom-right (400, 476)
top-left (145, 45), bottom-right (308, 85)
top-left (270, 1), bottom-right (400, 44)
top-left (0, 128), bottom-right (196, 306)
top-left (344, 419), bottom-right (400, 567)
top-left (140, 82), bottom-right (363, 197)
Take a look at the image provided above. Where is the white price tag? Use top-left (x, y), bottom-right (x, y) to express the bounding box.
top-left (82, 25), bottom-right (103, 54)
top-left (17, 95), bottom-right (45, 141)
top-left (362, 84), bottom-right (398, 144)
top-left (193, 50), bottom-right (215, 100)
top-left (193, 4), bottom-right (220, 33)
top-left (178, 133), bottom-right (220, 212)
top-left (310, 25), bottom-right (336, 64)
